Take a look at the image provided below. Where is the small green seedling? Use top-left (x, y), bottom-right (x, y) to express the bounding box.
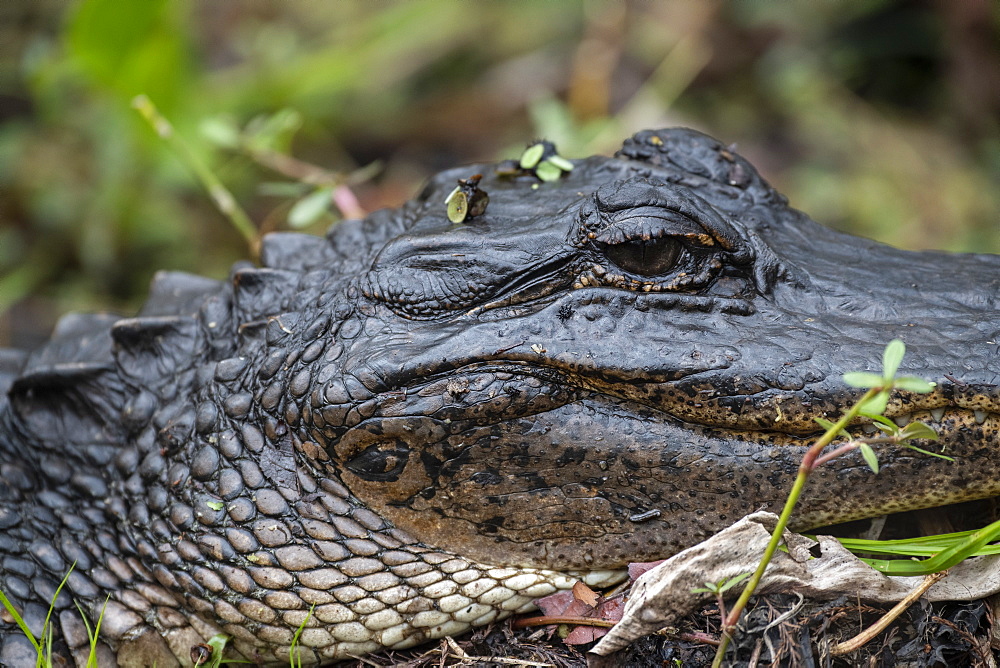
top-left (517, 140), bottom-right (574, 182)
top-left (691, 573), bottom-right (751, 597)
top-left (711, 339), bottom-right (954, 667)
top-left (811, 339), bottom-right (947, 473)
top-left (445, 174), bottom-right (489, 223)
top-left (693, 573), bottom-right (751, 635)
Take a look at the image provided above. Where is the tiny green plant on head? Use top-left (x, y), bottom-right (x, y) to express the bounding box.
top-left (516, 140), bottom-right (574, 182)
top-left (444, 175), bottom-right (489, 224)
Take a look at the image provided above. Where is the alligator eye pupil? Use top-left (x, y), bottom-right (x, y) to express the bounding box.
top-left (603, 237), bottom-right (681, 276)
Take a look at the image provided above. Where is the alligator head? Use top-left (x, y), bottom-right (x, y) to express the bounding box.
top-left (324, 127), bottom-right (1000, 570)
top-left (1, 128), bottom-right (998, 665)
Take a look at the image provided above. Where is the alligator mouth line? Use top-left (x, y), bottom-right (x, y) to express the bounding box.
top-left (385, 361), bottom-right (996, 442)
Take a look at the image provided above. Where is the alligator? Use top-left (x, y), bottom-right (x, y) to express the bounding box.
top-left (1, 127), bottom-right (998, 666)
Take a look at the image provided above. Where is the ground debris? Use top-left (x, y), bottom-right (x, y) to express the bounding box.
top-left (345, 593), bottom-right (995, 668)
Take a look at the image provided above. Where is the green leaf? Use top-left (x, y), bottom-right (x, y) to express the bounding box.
top-left (547, 155), bottom-right (574, 171)
top-left (206, 500), bottom-right (224, 511)
top-left (716, 572), bottom-right (751, 594)
top-left (832, 520), bottom-right (1000, 575)
top-left (882, 339), bottom-right (905, 380)
top-left (842, 372), bottom-right (884, 388)
top-left (0, 587), bottom-right (40, 651)
top-left (867, 515), bottom-right (1000, 575)
top-left (446, 191), bottom-right (468, 223)
top-left (245, 109), bottom-right (303, 154)
top-left (859, 390), bottom-right (889, 415)
top-left (898, 422), bottom-right (938, 441)
top-left (893, 376), bottom-right (937, 393)
top-left (288, 187), bottom-right (333, 228)
top-left (258, 181), bottom-right (310, 198)
top-left (905, 444), bottom-right (954, 461)
top-left (288, 604), bottom-right (315, 668)
top-left (813, 417), bottom-right (836, 430)
top-left (859, 443), bottom-right (880, 473)
top-left (860, 412), bottom-right (900, 434)
top-left (813, 417), bottom-right (851, 440)
top-left (207, 633), bottom-right (230, 668)
top-left (692, 573), bottom-right (751, 595)
top-left (519, 143), bottom-right (545, 169)
top-left (535, 160), bottom-right (562, 182)
top-left (199, 116), bottom-right (241, 149)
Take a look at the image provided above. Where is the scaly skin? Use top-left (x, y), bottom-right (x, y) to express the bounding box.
top-left (1, 128), bottom-right (998, 666)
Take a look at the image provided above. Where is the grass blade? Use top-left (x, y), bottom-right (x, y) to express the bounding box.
top-left (0, 588), bottom-right (41, 654)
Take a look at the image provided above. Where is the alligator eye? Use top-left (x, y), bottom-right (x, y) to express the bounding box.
top-left (601, 236), bottom-right (681, 276)
top-left (346, 441), bottom-right (410, 482)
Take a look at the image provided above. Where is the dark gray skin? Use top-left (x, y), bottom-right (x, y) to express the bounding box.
top-left (1, 128), bottom-right (998, 666)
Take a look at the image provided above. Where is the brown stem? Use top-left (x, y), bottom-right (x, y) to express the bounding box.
top-left (813, 436), bottom-right (900, 468)
top-left (511, 615), bottom-right (618, 630)
top-left (249, 148), bottom-right (345, 186)
top-left (830, 570), bottom-right (947, 655)
top-left (678, 631), bottom-right (721, 647)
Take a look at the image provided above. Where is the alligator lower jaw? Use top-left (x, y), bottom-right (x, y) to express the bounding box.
top-left (333, 381), bottom-right (1000, 572)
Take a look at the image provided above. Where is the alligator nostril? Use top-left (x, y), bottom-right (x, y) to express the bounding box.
top-left (346, 440), bottom-right (411, 482)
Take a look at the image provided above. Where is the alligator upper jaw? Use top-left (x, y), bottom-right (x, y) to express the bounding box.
top-left (359, 278), bottom-right (1000, 395)
top-left (362, 353), bottom-right (997, 433)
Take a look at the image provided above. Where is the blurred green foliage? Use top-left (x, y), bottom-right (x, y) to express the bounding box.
top-left (1, 0), bottom-right (998, 347)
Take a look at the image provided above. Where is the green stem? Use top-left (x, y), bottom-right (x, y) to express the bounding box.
top-left (131, 95), bottom-right (258, 251)
top-left (710, 388), bottom-right (879, 667)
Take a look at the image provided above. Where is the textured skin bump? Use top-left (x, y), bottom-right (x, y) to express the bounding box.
top-left (1, 128), bottom-right (999, 665)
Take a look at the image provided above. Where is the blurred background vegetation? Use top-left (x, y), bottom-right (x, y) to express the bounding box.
top-left (2, 0), bottom-right (998, 347)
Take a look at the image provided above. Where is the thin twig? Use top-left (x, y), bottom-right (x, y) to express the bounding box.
top-left (814, 436), bottom-right (899, 467)
top-left (451, 654), bottom-right (554, 667)
top-left (248, 148), bottom-right (345, 186)
top-left (677, 631), bottom-right (722, 647)
top-left (830, 570), bottom-right (947, 655)
top-left (132, 95), bottom-right (258, 251)
top-left (511, 615), bottom-right (618, 629)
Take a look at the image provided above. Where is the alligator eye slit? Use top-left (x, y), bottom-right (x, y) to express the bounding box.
top-left (600, 236), bottom-right (682, 277)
